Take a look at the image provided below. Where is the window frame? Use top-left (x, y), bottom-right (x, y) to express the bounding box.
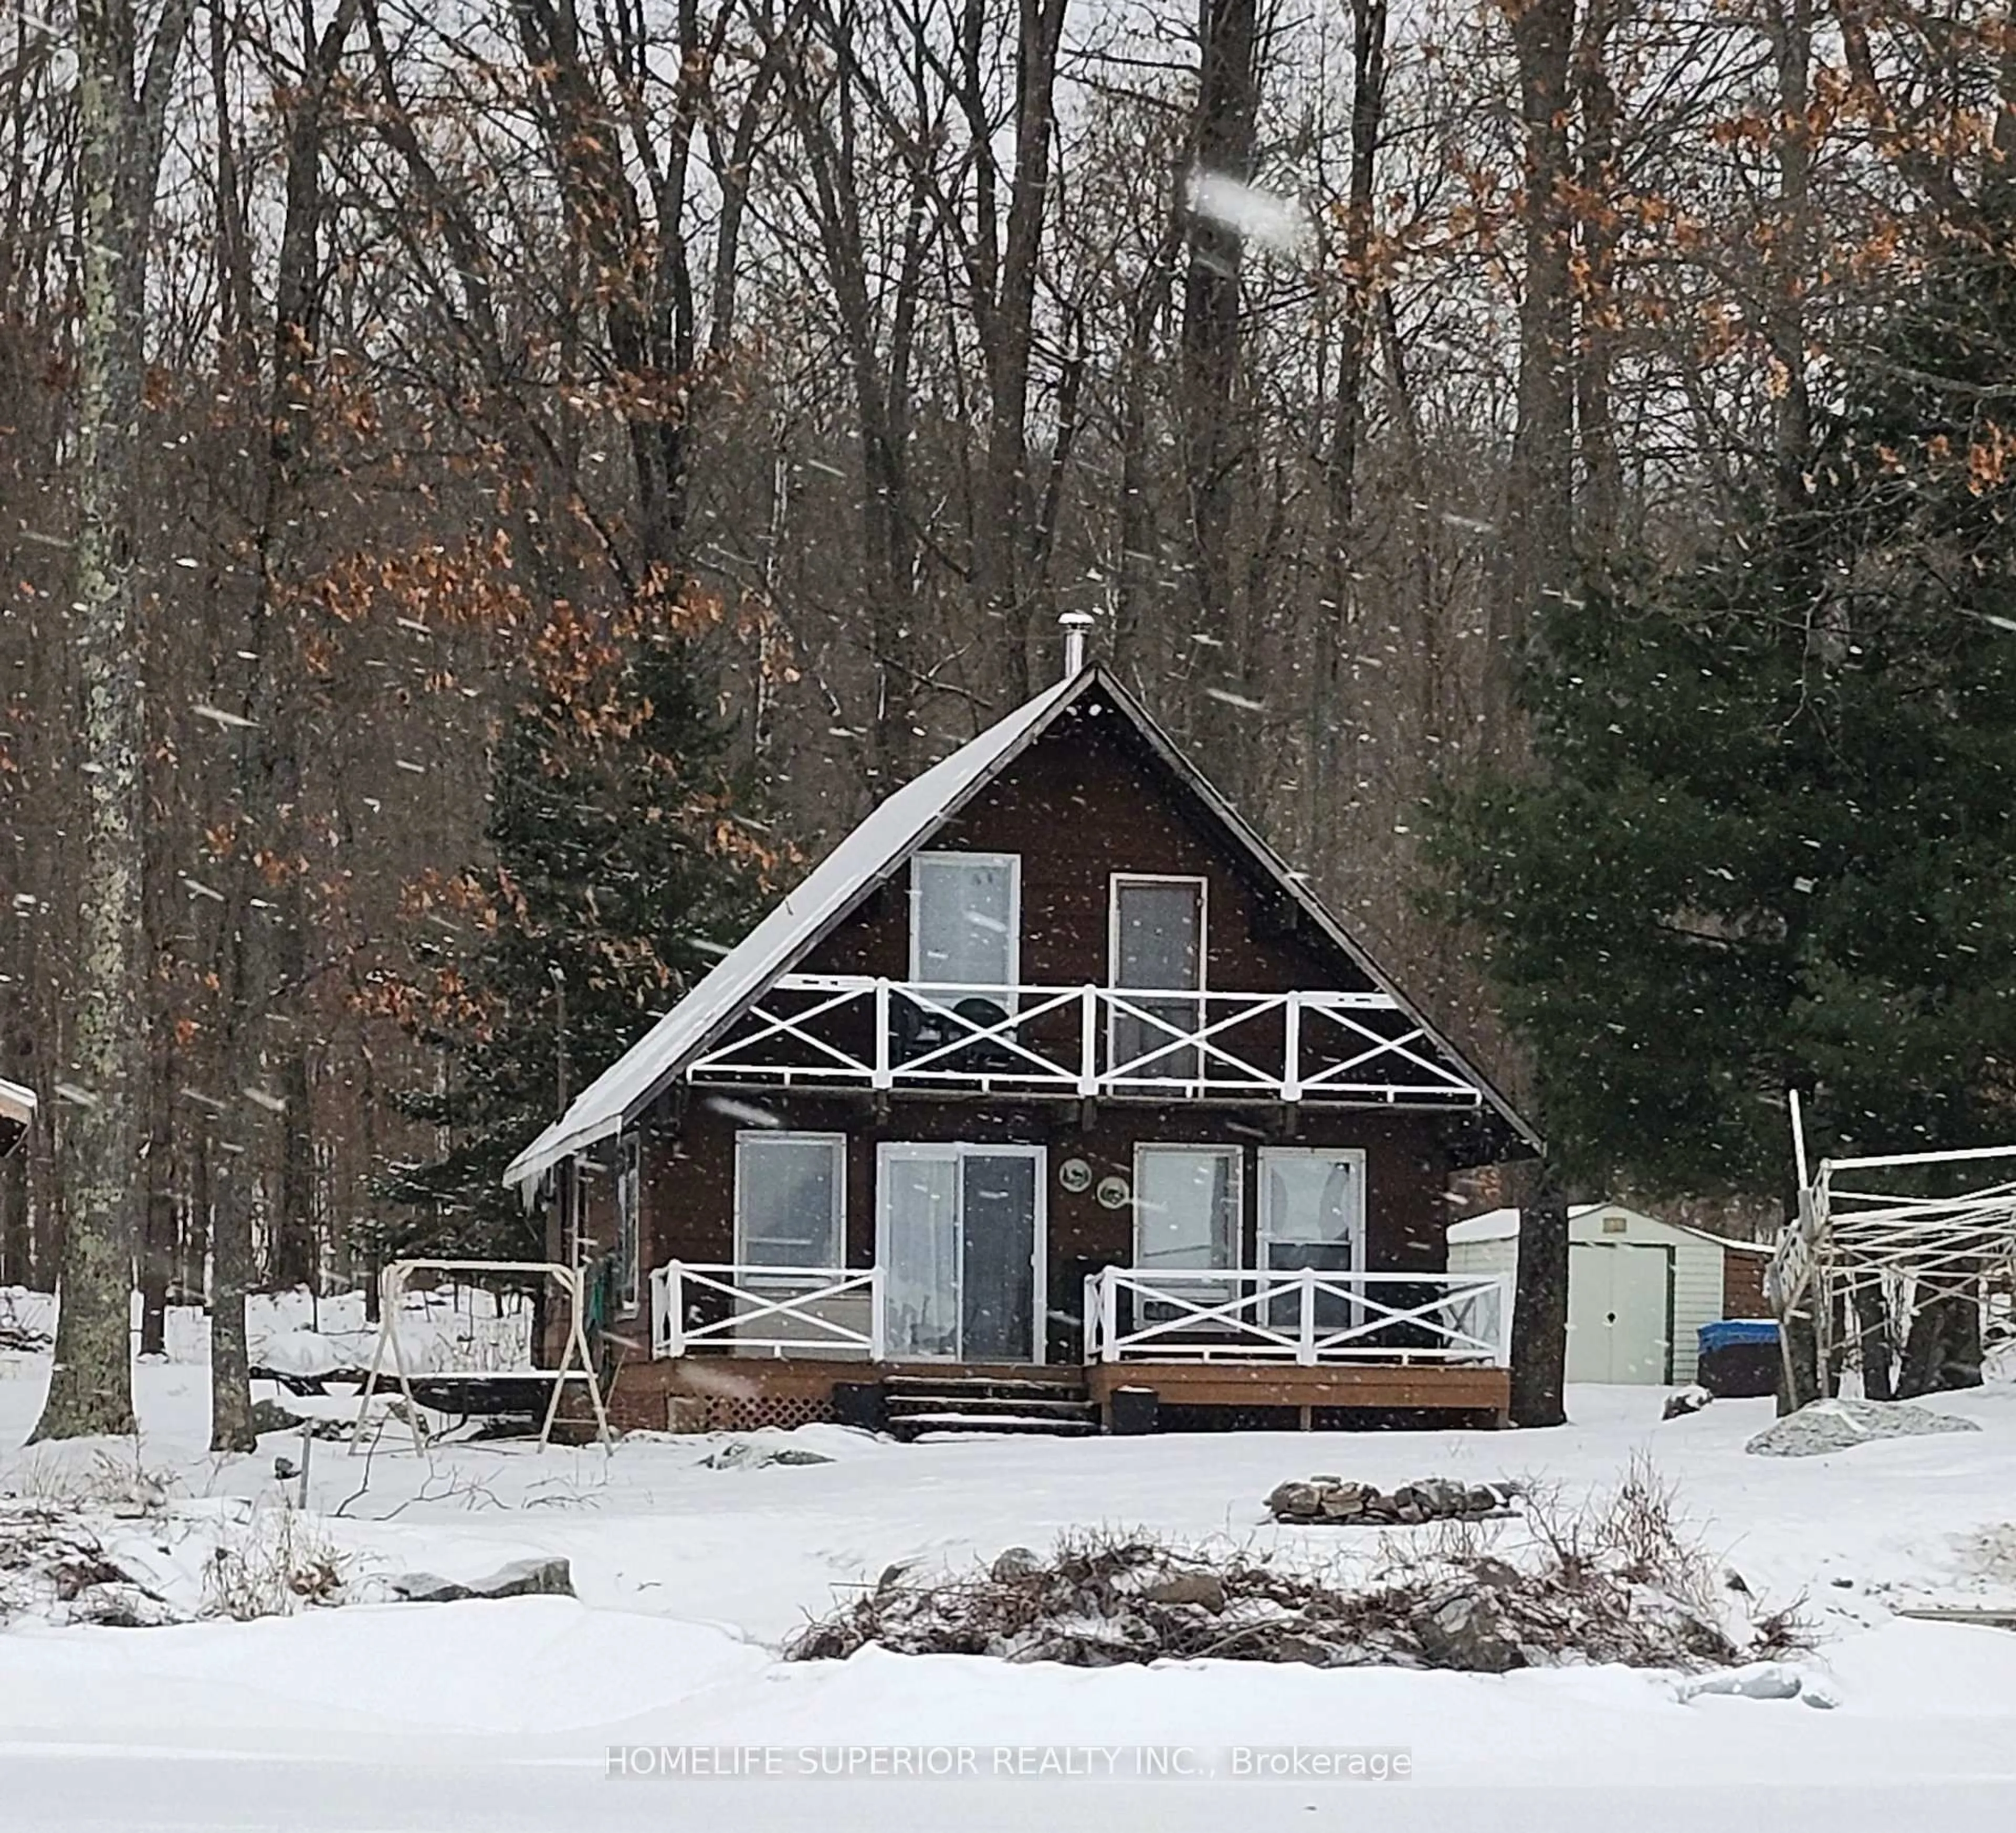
top-left (1130, 1142), bottom-right (1245, 1272)
top-left (908, 850), bottom-right (1023, 991)
top-left (1106, 872), bottom-right (1209, 992)
top-left (1255, 1146), bottom-right (1368, 1270)
top-left (732, 1131), bottom-right (848, 1271)
top-left (875, 1140), bottom-right (1048, 1364)
top-left (616, 1131), bottom-right (642, 1314)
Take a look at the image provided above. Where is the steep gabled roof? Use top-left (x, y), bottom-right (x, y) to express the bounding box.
top-left (505, 665), bottom-right (1537, 1191)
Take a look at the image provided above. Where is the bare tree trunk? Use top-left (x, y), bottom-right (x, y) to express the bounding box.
top-left (1485, 0), bottom-right (1576, 758)
top-left (184, 1125), bottom-right (211, 1305)
top-left (1851, 1277), bottom-right (1893, 1401)
top-left (1314, 0), bottom-right (1387, 827)
top-left (1762, 0), bottom-right (1813, 511)
top-left (209, 0), bottom-right (359, 1452)
top-left (1182, 0), bottom-right (1261, 728)
top-left (1572, 0), bottom-right (1622, 566)
top-left (35, 0), bottom-right (195, 1442)
top-left (1509, 1175), bottom-right (1569, 1427)
top-left (1896, 1287), bottom-right (1984, 1398)
top-left (960, 0), bottom-right (1069, 699)
top-left (138, 1031), bottom-right (174, 1357)
top-left (209, 1152), bottom-right (257, 1450)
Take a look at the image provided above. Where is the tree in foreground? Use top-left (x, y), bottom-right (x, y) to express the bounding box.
top-left (35, 0), bottom-right (195, 1442)
top-left (376, 615), bottom-right (771, 1267)
top-left (1433, 222), bottom-right (2016, 1393)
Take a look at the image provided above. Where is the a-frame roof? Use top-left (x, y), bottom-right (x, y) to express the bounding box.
top-left (504, 665), bottom-right (1537, 1190)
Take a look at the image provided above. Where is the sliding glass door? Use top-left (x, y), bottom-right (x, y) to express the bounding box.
top-left (878, 1144), bottom-right (1044, 1362)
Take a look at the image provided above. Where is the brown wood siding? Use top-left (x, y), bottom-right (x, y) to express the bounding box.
top-left (646, 1093), bottom-right (1450, 1364)
top-left (1722, 1246), bottom-right (1769, 1319)
top-left (797, 699), bottom-right (1373, 997)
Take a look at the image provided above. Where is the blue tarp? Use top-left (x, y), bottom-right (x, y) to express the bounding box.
top-left (1698, 1319), bottom-right (1779, 1352)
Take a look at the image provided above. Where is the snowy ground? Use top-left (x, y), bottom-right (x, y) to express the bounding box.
top-left (3, 1297), bottom-right (2016, 1829)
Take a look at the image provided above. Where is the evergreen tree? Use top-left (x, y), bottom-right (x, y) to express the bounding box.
top-left (1433, 230), bottom-right (2016, 1197)
top-left (379, 625), bottom-right (769, 1259)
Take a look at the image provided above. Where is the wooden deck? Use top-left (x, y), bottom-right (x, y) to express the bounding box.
top-left (613, 1351), bottom-right (1507, 1433)
top-left (1084, 1360), bottom-right (1510, 1427)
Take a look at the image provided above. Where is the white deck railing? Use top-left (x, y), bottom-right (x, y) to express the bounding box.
top-left (1082, 1267), bottom-right (1511, 1366)
top-left (647, 1261), bottom-right (1508, 1368)
top-left (685, 975), bottom-right (1484, 1106)
top-left (650, 1262), bottom-right (885, 1360)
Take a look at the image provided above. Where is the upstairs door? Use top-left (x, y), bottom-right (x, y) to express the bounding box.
top-left (1109, 875), bottom-right (1205, 1082)
top-left (878, 1144), bottom-right (1044, 1363)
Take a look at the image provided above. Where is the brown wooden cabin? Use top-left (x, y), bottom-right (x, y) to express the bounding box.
top-left (505, 654), bottom-right (1539, 1436)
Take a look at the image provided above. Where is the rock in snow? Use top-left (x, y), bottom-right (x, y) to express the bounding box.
top-left (1266, 1473), bottom-right (1511, 1525)
top-left (1411, 1590), bottom-right (1526, 1673)
top-left (1675, 1661), bottom-right (1840, 1708)
top-left (699, 1439), bottom-right (835, 1470)
top-left (390, 1557), bottom-right (574, 1604)
top-left (1745, 1397), bottom-right (1981, 1458)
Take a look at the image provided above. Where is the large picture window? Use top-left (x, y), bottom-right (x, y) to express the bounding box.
top-left (734, 1133), bottom-right (846, 1269)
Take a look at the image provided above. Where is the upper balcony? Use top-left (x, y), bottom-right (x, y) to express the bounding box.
top-left (685, 974), bottom-right (1486, 1107)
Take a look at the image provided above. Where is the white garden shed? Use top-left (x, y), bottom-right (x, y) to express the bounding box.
top-left (1446, 1204), bottom-right (1768, 1386)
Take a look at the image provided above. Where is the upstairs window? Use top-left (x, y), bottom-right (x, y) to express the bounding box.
top-left (910, 852), bottom-right (1020, 989)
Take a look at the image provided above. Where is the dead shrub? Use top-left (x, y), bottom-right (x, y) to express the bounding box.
top-left (203, 1502), bottom-right (351, 1621)
top-left (788, 1462), bottom-right (1808, 1674)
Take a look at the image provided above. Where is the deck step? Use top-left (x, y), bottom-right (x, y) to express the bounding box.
top-left (880, 1372), bottom-right (1098, 1439)
top-left (884, 1392), bottom-right (1094, 1419)
top-left (898, 1414), bottom-right (1101, 1439)
top-left (883, 1375), bottom-right (1087, 1403)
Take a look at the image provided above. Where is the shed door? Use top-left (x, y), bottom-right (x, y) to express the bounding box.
top-left (1569, 1244), bottom-right (1673, 1384)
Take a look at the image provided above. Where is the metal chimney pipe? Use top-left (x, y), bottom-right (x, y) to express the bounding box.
top-left (1059, 611), bottom-right (1094, 678)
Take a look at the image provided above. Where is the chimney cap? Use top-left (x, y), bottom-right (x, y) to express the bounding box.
top-left (1058, 611), bottom-right (1095, 678)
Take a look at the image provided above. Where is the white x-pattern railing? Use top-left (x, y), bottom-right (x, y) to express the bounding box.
top-left (685, 975), bottom-right (1483, 1105)
top-left (647, 1260), bottom-right (1507, 1368)
top-left (650, 1262), bottom-right (885, 1360)
top-left (1082, 1267), bottom-right (1511, 1366)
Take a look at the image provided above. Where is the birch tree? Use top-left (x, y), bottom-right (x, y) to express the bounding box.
top-left (34, 0), bottom-right (195, 1441)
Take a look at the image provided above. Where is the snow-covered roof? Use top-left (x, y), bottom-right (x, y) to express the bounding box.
top-left (1447, 1204), bottom-right (1601, 1243)
top-left (1447, 1203), bottom-right (1771, 1254)
top-left (503, 670), bottom-right (1084, 1188)
top-left (505, 664), bottom-right (1539, 1192)
top-left (0, 1077), bottom-right (34, 1129)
